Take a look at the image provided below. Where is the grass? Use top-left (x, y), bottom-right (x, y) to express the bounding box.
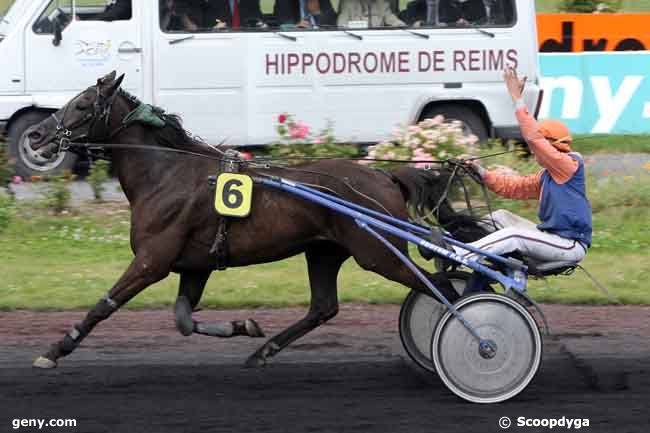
top-left (572, 135), bottom-right (650, 154)
top-left (0, 165), bottom-right (649, 310)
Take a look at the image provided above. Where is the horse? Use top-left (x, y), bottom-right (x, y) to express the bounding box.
top-left (25, 71), bottom-right (488, 369)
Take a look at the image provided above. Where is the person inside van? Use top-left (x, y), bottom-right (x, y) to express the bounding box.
top-left (337, 0), bottom-right (405, 28)
top-left (94, 0), bottom-right (132, 21)
top-left (399, 0), bottom-right (438, 27)
top-left (202, 0), bottom-right (264, 29)
top-left (485, 0), bottom-right (514, 25)
top-left (274, 0), bottom-right (338, 29)
top-left (438, 0), bottom-right (487, 26)
top-left (160, 0), bottom-right (201, 31)
top-left (456, 68), bottom-right (592, 266)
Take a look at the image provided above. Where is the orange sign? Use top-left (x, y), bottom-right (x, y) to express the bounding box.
top-left (537, 13), bottom-right (650, 52)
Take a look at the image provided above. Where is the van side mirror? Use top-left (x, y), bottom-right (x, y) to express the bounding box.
top-left (52, 18), bottom-right (63, 46)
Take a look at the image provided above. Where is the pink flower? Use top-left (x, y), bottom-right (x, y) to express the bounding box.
top-left (432, 115), bottom-right (445, 125)
top-left (12, 176), bottom-right (22, 184)
top-left (238, 151), bottom-right (254, 160)
top-left (289, 122), bottom-right (310, 140)
top-left (278, 113), bottom-right (287, 124)
top-left (313, 136), bottom-right (323, 145)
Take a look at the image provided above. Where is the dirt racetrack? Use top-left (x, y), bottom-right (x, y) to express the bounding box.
top-left (1, 304), bottom-right (649, 433)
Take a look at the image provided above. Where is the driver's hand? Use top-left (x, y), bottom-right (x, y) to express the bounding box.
top-left (296, 19), bottom-right (310, 28)
top-left (504, 67), bottom-right (527, 103)
top-left (459, 154), bottom-right (486, 178)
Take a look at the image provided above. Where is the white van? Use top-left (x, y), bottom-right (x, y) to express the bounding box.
top-left (0, 0), bottom-right (541, 177)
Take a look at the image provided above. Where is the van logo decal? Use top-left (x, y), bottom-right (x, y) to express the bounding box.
top-left (75, 40), bottom-right (112, 66)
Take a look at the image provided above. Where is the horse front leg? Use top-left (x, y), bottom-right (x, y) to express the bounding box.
top-left (33, 243), bottom-right (178, 369)
top-left (174, 271), bottom-right (264, 338)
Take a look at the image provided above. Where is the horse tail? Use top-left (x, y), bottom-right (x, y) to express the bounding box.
top-left (389, 166), bottom-right (450, 221)
top-left (389, 167), bottom-right (488, 242)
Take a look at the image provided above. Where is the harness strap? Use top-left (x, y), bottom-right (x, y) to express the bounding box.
top-left (209, 150), bottom-right (242, 271)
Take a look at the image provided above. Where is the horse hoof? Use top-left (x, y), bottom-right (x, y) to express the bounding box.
top-left (33, 356), bottom-right (57, 369)
top-left (244, 355), bottom-right (266, 369)
top-left (245, 319), bottom-right (265, 338)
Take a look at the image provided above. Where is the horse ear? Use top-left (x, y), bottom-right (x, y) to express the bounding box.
top-left (106, 73), bottom-right (125, 97)
top-left (97, 70), bottom-right (117, 86)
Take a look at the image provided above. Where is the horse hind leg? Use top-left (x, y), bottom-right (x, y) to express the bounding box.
top-left (352, 239), bottom-right (461, 303)
top-left (174, 271), bottom-right (264, 338)
top-left (244, 243), bottom-right (348, 368)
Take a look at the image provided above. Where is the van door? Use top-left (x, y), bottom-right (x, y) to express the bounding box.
top-left (153, 10), bottom-right (247, 146)
top-left (25, 0), bottom-right (143, 104)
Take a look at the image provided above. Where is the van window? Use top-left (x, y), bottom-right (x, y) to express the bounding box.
top-left (34, 0), bottom-right (132, 34)
top-left (158, 0), bottom-right (515, 33)
top-left (396, 0), bottom-right (515, 29)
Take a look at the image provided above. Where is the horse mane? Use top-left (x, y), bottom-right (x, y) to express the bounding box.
top-left (118, 88), bottom-right (218, 155)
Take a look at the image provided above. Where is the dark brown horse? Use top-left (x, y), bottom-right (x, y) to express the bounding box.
top-left (26, 71), bottom-right (487, 369)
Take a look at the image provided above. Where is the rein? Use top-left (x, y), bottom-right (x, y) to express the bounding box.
top-left (44, 82), bottom-right (507, 231)
top-left (60, 141), bottom-right (228, 161)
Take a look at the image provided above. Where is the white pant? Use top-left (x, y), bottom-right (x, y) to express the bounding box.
top-left (454, 209), bottom-right (587, 264)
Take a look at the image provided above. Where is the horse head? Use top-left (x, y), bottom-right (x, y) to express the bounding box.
top-left (26, 71), bottom-right (125, 160)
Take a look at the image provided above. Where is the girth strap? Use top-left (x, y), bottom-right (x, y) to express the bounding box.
top-left (210, 150), bottom-right (242, 271)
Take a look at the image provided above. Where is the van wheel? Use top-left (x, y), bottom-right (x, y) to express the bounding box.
top-left (8, 111), bottom-right (78, 179)
top-left (421, 105), bottom-right (489, 142)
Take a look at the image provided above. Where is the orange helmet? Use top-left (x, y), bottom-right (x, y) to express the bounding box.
top-left (539, 119), bottom-right (572, 153)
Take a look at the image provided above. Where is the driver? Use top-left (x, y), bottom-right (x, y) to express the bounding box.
top-left (456, 68), bottom-right (592, 265)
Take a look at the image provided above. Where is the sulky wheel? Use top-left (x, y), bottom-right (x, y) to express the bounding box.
top-left (399, 272), bottom-right (470, 373)
top-left (431, 293), bottom-right (542, 404)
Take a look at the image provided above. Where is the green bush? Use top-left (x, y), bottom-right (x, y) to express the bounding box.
top-left (588, 174), bottom-right (650, 213)
top-left (558, 0), bottom-right (622, 12)
top-left (268, 115), bottom-right (361, 162)
top-left (0, 192), bottom-right (13, 233)
top-left (44, 173), bottom-right (72, 214)
top-left (0, 139), bottom-right (12, 189)
top-left (88, 160), bottom-right (110, 202)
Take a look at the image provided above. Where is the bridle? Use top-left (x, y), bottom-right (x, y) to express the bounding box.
top-left (49, 85), bottom-right (120, 156)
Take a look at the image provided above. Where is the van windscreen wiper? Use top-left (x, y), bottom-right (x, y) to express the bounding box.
top-left (273, 32), bottom-right (297, 42)
top-left (402, 29), bottom-right (429, 39)
top-left (471, 25), bottom-right (495, 38)
top-left (169, 35), bottom-right (195, 45)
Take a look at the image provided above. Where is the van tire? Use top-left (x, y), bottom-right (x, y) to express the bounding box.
top-left (8, 111), bottom-right (78, 179)
top-left (420, 105), bottom-right (489, 142)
